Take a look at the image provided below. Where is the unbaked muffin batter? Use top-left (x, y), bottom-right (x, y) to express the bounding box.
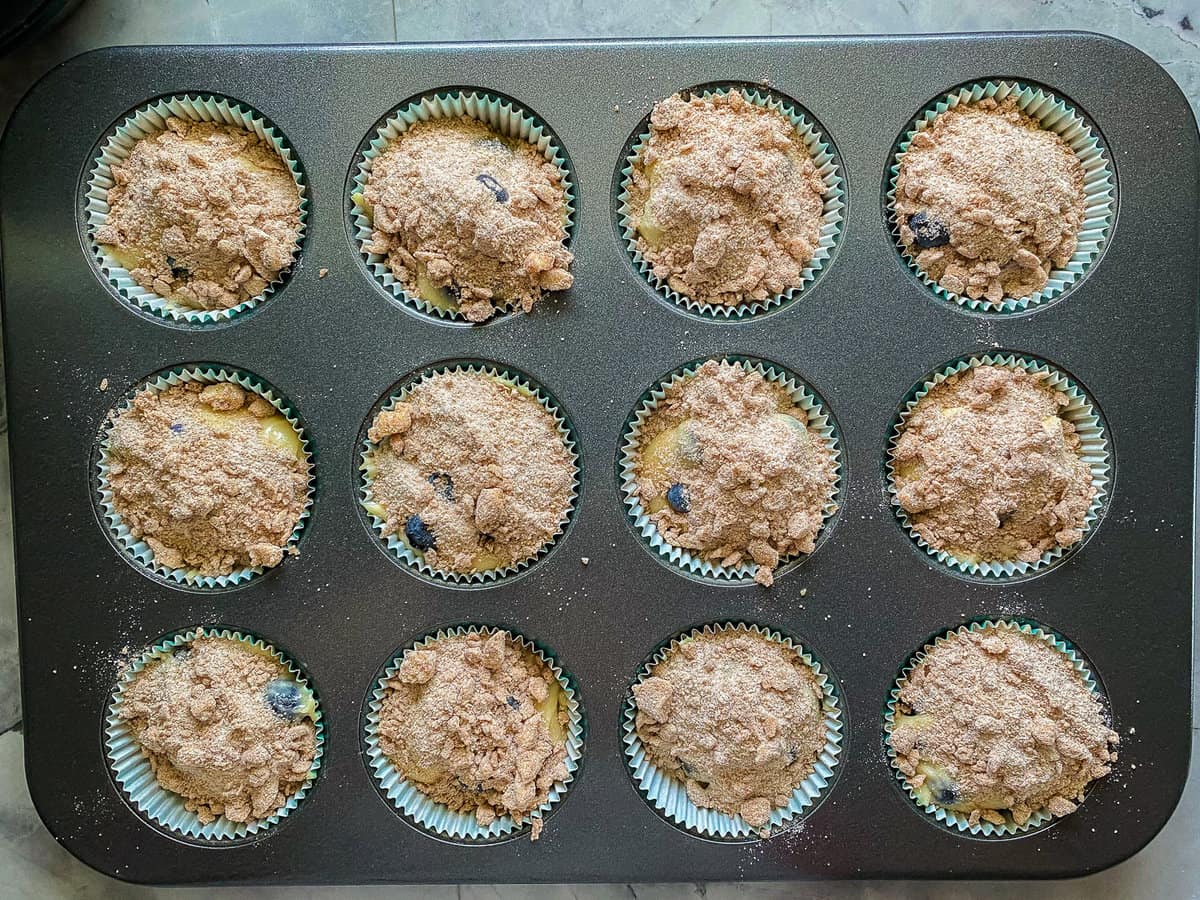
top-left (889, 625), bottom-right (1118, 827)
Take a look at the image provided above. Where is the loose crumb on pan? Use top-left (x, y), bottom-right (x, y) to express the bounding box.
top-left (633, 629), bottom-right (826, 834)
top-left (627, 90), bottom-right (827, 307)
top-left (889, 625), bottom-right (1118, 827)
top-left (376, 630), bottom-right (570, 839)
top-left (891, 364), bottom-right (1094, 565)
top-left (94, 117), bottom-right (302, 311)
top-left (633, 360), bottom-right (837, 586)
top-left (895, 96), bottom-right (1085, 305)
top-left (105, 380), bottom-right (310, 577)
top-left (361, 117), bottom-right (573, 322)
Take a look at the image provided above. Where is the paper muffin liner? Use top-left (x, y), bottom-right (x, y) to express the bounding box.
top-left (622, 622), bottom-right (843, 840)
top-left (886, 352), bottom-right (1110, 580)
top-left (350, 89), bottom-right (576, 323)
top-left (105, 626), bottom-right (324, 842)
top-left (359, 362), bottom-right (580, 586)
top-left (95, 365), bottom-right (315, 589)
top-left (84, 94), bottom-right (308, 325)
top-left (887, 80), bottom-right (1114, 314)
top-left (884, 618), bottom-right (1109, 838)
top-left (618, 356), bottom-right (841, 584)
top-left (616, 84), bottom-right (844, 320)
top-left (363, 625), bottom-right (585, 842)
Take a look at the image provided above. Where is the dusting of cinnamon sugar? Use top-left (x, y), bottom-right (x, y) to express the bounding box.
top-left (94, 117), bottom-right (302, 311)
top-left (895, 97), bottom-right (1085, 305)
top-left (892, 365), bottom-right (1094, 564)
top-left (889, 625), bottom-right (1117, 827)
top-left (627, 91), bottom-right (826, 307)
top-left (634, 360), bottom-right (836, 587)
top-left (366, 372), bottom-right (575, 575)
top-left (105, 380), bottom-right (310, 577)
top-left (376, 630), bottom-right (569, 838)
top-left (362, 118), bottom-right (573, 322)
top-left (633, 629), bottom-right (826, 833)
top-left (118, 636), bottom-right (318, 825)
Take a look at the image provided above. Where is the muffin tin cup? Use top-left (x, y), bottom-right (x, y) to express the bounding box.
top-left (884, 618), bottom-right (1109, 838)
top-left (105, 626), bottom-right (325, 842)
top-left (362, 624), bottom-right (585, 843)
top-left (619, 355), bottom-right (841, 584)
top-left (84, 94), bottom-right (309, 325)
top-left (350, 89), bottom-right (576, 323)
top-left (616, 83), bottom-right (845, 320)
top-left (95, 365), bottom-right (316, 590)
top-left (887, 79), bottom-right (1114, 315)
top-left (886, 352), bottom-right (1110, 581)
top-left (621, 621), bottom-right (843, 841)
top-left (359, 362), bottom-right (580, 586)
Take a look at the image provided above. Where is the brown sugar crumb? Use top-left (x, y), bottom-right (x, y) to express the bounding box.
top-left (366, 372), bottom-right (575, 575)
top-left (889, 625), bottom-right (1117, 825)
top-left (376, 630), bottom-right (570, 837)
top-left (892, 365), bottom-right (1094, 565)
top-left (362, 117), bottom-right (573, 322)
top-left (634, 360), bottom-right (836, 586)
top-left (105, 380), bottom-right (310, 577)
top-left (895, 97), bottom-right (1085, 305)
top-left (94, 117), bottom-right (302, 311)
top-left (627, 90), bottom-right (826, 307)
top-left (633, 629), bottom-right (826, 833)
top-left (118, 636), bottom-right (318, 825)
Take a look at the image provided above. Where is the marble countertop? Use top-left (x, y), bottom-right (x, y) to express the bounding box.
top-left (0, 0), bottom-right (1196, 896)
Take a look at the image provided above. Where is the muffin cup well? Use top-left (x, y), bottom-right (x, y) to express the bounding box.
top-left (363, 625), bottom-right (585, 843)
top-left (84, 94), bottom-right (308, 325)
top-left (95, 365), bottom-right (315, 590)
top-left (622, 622), bottom-right (843, 841)
top-left (618, 356), bottom-right (841, 584)
top-left (616, 84), bottom-right (844, 320)
top-left (105, 626), bottom-right (324, 842)
top-left (887, 80), bottom-right (1114, 314)
top-left (885, 352), bottom-right (1110, 581)
top-left (884, 618), bottom-right (1110, 838)
top-left (359, 362), bottom-right (580, 586)
top-left (350, 89), bottom-right (576, 323)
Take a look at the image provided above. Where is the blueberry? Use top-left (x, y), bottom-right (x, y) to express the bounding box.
top-left (427, 472), bottom-right (454, 501)
top-left (264, 678), bottom-right (303, 720)
top-left (165, 255), bottom-right (189, 279)
top-left (934, 785), bottom-right (960, 806)
top-left (666, 483), bottom-right (691, 513)
top-left (908, 211), bottom-right (950, 249)
top-left (405, 514), bottom-right (436, 551)
top-left (475, 173), bottom-right (509, 203)
top-left (506, 695), bottom-right (520, 710)
top-left (169, 422), bottom-right (184, 434)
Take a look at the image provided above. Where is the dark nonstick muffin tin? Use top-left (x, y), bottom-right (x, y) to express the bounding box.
top-left (0, 35), bottom-right (1195, 884)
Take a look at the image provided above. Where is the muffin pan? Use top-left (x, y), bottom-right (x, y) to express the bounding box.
top-left (0, 35), bottom-right (1194, 884)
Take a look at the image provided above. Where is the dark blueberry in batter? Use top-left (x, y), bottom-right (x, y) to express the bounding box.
top-left (405, 514), bottom-right (436, 551)
top-left (934, 785), bottom-right (961, 806)
top-left (165, 255), bottom-right (189, 279)
top-left (169, 422), bottom-right (185, 434)
top-left (476, 173), bottom-right (509, 203)
top-left (666, 483), bottom-right (691, 513)
top-left (264, 678), bottom-right (303, 720)
top-left (907, 211), bottom-right (951, 248)
top-left (506, 695), bottom-right (520, 710)
top-left (427, 472), bottom-right (454, 500)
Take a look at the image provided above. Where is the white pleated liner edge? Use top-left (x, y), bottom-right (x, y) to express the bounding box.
top-left (96, 366), bottom-right (315, 589)
top-left (351, 90), bottom-right (576, 322)
top-left (105, 626), bottom-right (324, 841)
top-left (85, 94), bottom-right (308, 324)
top-left (887, 80), bottom-right (1114, 314)
top-left (359, 363), bottom-right (580, 585)
top-left (622, 622), bottom-right (843, 840)
top-left (884, 619), bottom-right (1107, 837)
top-left (363, 625), bottom-right (584, 842)
top-left (619, 357), bottom-right (841, 583)
top-left (886, 353), bottom-right (1110, 579)
top-left (617, 85), bottom-right (844, 319)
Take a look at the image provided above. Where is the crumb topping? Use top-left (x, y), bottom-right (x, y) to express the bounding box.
top-left (892, 365), bottom-right (1095, 564)
top-left (94, 117), bottom-right (302, 311)
top-left (627, 90), bottom-right (826, 307)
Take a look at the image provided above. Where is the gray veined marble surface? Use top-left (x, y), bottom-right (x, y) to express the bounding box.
top-left (0, 0), bottom-right (1197, 897)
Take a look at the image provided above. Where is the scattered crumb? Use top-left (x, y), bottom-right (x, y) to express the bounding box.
top-left (99, 378), bottom-right (109, 391)
top-left (318, 267), bottom-right (328, 278)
